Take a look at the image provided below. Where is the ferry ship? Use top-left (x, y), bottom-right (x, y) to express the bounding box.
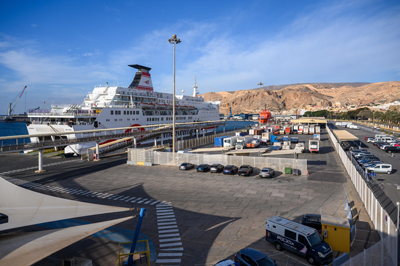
top-left (26, 65), bottom-right (220, 154)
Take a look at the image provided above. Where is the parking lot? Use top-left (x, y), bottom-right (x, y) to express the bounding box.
top-left (335, 123), bottom-right (400, 204)
top-left (0, 128), bottom-right (378, 265)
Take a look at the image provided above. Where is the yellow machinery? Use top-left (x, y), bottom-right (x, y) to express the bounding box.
top-left (118, 239), bottom-right (150, 266)
top-left (321, 215), bottom-right (351, 253)
top-left (224, 97), bottom-right (232, 118)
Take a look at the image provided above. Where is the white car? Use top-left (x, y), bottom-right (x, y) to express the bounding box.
top-left (215, 259), bottom-right (239, 266)
top-left (367, 138), bottom-right (375, 143)
top-left (366, 164), bottom-right (392, 174)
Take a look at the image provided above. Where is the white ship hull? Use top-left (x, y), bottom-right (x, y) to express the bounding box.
top-left (26, 64), bottom-right (220, 154)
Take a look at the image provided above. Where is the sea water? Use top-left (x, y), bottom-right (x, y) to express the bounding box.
top-left (0, 120), bottom-right (256, 145)
top-left (0, 122), bottom-right (30, 145)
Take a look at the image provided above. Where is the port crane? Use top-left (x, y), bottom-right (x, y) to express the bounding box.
top-left (7, 86), bottom-right (27, 119)
top-left (224, 96), bottom-right (233, 119)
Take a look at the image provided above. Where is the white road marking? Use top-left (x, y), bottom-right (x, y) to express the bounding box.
top-left (159, 238), bottom-right (181, 243)
top-left (159, 233), bottom-right (180, 238)
top-left (159, 242), bottom-right (183, 248)
top-left (160, 248), bottom-right (184, 251)
top-left (158, 253), bottom-right (183, 257)
top-left (158, 225), bottom-right (178, 230)
top-left (158, 222), bottom-right (177, 226)
top-left (159, 229), bottom-right (179, 234)
top-left (155, 259), bottom-right (181, 263)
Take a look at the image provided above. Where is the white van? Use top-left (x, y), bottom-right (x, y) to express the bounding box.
top-left (266, 216), bottom-right (332, 265)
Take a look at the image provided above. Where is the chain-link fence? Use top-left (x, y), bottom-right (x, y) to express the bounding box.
top-left (327, 125), bottom-right (398, 266)
top-left (176, 132), bottom-right (235, 150)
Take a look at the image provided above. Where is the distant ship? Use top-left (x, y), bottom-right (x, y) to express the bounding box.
top-left (26, 65), bottom-right (221, 154)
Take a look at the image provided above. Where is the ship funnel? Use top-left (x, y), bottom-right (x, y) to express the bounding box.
top-left (128, 64), bottom-right (154, 91)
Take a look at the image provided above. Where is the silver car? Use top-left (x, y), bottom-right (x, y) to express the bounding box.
top-left (259, 167), bottom-right (275, 178)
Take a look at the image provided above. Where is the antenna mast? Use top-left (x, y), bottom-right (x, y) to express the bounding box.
top-left (193, 76), bottom-right (199, 97)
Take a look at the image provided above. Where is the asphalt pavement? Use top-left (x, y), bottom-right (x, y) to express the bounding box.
top-left (339, 123), bottom-right (400, 204)
top-left (0, 128), bottom-right (378, 266)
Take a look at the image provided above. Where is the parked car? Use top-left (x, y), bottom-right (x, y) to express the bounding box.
top-left (358, 157), bottom-right (380, 165)
top-left (366, 163), bottom-right (392, 174)
top-left (223, 165), bottom-right (238, 175)
top-left (215, 259), bottom-right (240, 266)
top-left (301, 214), bottom-right (322, 233)
top-left (380, 144), bottom-right (391, 150)
top-left (197, 164), bottom-right (210, 172)
top-left (366, 138), bottom-right (375, 143)
top-left (393, 143), bottom-right (400, 147)
top-left (357, 157), bottom-right (380, 164)
top-left (210, 164), bottom-right (224, 173)
top-left (259, 167), bottom-right (275, 178)
top-left (362, 161), bottom-right (384, 169)
top-left (384, 146), bottom-right (400, 153)
top-left (234, 248), bottom-right (277, 266)
top-left (238, 165), bottom-right (253, 176)
top-left (354, 152), bottom-right (372, 159)
top-left (350, 148), bottom-right (367, 154)
top-left (179, 163), bottom-right (194, 170)
top-left (374, 142), bottom-right (386, 147)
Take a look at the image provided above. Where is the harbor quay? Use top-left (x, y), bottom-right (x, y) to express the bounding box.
top-left (0, 128), bottom-right (378, 265)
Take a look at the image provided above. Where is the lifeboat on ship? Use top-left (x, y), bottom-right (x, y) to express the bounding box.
top-left (259, 109), bottom-right (271, 124)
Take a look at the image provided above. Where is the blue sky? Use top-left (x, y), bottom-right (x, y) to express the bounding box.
top-left (0, 0), bottom-right (399, 114)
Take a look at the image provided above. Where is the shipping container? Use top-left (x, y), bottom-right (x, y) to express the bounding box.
top-left (298, 125), bottom-right (304, 134)
top-left (303, 126), bottom-right (309, 135)
top-left (262, 132), bottom-right (270, 142)
top-left (315, 126), bottom-right (320, 134)
top-left (255, 129), bottom-right (264, 135)
top-left (214, 135), bottom-right (231, 147)
top-left (309, 126), bottom-right (315, 134)
top-left (235, 131), bottom-right (249, 136)
top-left (285, 127), bottom-right (291, 134)
top-left (293, 125), bottom-right (299, 131)
top-left (282, 135), bottom-right (289, 141)
top-left (270, 135), bottom-right (278, 143)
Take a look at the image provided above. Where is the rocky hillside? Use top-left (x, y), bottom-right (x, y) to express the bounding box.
top-left (201, 81), bottom-right (400, 115)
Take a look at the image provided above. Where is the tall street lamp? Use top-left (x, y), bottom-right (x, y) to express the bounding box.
top-left (168, 34), bottom-right (181, 154)
top-left (258, 82), bottom-right (263, 112)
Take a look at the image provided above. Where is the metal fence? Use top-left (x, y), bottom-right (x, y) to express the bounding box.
top-left (149, 151), bottom-right (307, 174)
top-left (327, 125), bottom-right (398, 266)
top-left (176, 132), bottom-right (235, 150)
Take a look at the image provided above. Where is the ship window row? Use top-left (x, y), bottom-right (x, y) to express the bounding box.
top-left (110, 110), bottom-right (140, 115)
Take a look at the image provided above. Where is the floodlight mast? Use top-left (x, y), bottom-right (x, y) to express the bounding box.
top-left (168, 35), bottom-right (181, 154)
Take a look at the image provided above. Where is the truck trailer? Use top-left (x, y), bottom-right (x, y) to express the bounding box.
top-left (214, 135), bottom-right (232, 147)
top-left (223, 136), bottom-right (239, 147)
top-left (235, 136), bottom-right (254, 149)
top-left (309, 140), bottom-right (320, 153)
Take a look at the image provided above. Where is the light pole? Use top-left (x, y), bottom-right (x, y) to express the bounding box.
top-left (258, 82), bottom-right (263, 112)
top-left (168, 34), bottom-right (181, 154)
